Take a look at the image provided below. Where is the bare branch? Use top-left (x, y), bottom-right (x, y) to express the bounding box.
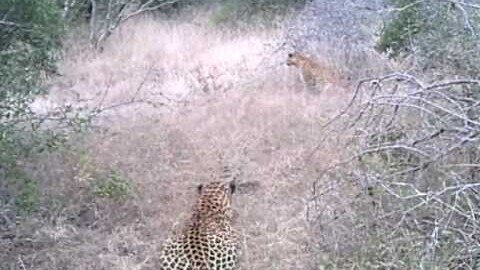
top-left (314, 70), bottom-right (480, 265)
top-left (89, 0), bottom-right (179, 48)
top-left (446, 0), bottom-right (480, 10)
top-left (0, 20), bottom-right (19, 27)
top-left (384, 0), bottom-right (426, 13)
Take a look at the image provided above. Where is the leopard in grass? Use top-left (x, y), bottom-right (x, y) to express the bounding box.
top-left (287, 51), bottom-right (344, 94)
top-left (159, 180), bottom-right (239, 270)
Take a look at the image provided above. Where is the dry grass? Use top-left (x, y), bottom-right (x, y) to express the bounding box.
top-left (10, 11), bottom-right (375, 270)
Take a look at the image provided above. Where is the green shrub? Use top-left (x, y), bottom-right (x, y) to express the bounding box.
top-left (92, 170), bottom-right (132, 201)
top-left (376, 0), bottom-right (424, 57)
top-left (212, 0), bottom-right (306, 26)
top-left (377, 0), bottom-right (480, 77)
top-left (7, 170), bottom-right (40, 215)
top-left (15, 178), bottom-right (39, 215)
top-left (0, 0), bottom-right (76, 217)
top-left (159, 0), bottom-right (306, 26)
top-left (0, 0), bottom-right (64, 174)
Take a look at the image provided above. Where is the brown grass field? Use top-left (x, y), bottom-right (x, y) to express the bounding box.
top-left (9, 12), bottom-right (388, 270)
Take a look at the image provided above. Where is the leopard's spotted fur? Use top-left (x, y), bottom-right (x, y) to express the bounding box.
top-left (159, 181), bottom-right (238, 270)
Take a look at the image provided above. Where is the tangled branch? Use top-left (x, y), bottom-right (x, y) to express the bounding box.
top-left (310, 73), bottom-right (480, 267)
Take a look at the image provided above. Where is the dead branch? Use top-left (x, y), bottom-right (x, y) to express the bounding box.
top-left (311, 72), bottom-right (480, 266)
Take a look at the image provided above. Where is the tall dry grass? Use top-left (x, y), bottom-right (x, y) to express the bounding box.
top-left (11, 10), bottom-right (378, 270)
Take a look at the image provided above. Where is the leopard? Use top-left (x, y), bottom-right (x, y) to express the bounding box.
top-left (286, 51), bottom-right (343, 94)
top-left (159, 180), bottom-right (239, 270)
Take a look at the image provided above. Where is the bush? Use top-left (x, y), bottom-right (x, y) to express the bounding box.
top-left (377, 0), bottom-right (480, 76)
top-left (10, 170), bottom-right (39, 215)
top-left (211, 0), bottom-right (306, 26)
top-left (159, 0), bottom-right (306, 26)
top-left (316, 74), bottom-right (480, 268)
top-left (0, 0), bottom-right (79, 217)
top-left (92, 170), bottom-right (133, 201)
top-left (376, 0), bottom-right (424, 57)
top-left (0, 0), bottom-right (63, 159)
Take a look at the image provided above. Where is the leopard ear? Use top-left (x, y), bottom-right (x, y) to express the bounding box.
top-left (197, 184), bottom-right (203, 194)
top-left (229, 180), bottom-right (236, 194)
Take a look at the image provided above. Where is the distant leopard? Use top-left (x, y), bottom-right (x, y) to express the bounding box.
top-left (159, 181), bottom-right (238, 270)
top-left (287, 51), bottom-right (343, 94)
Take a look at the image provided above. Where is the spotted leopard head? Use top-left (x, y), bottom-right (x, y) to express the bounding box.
top-left (190, 181), bottom-right (236, 226)
top-left (286, 51), bottom-right (309, 67)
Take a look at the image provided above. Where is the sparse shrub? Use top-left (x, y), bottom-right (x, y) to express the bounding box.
top-left (0, 1), bottom-right (63, 139)
top-left (92, 170), bottom-right (133, 201)
top-left (155, 0), bottom-right (306, 25)
top-left (376, 0), bottom-right (424, 57)
top-left (56, 0), bottom-right (91, 23)
top-left (0, 0), bottom-right (74, 221)
top-left (315, 74), bottom-right (480, 268)
top-left (377, 0), bottom-right (480, 76)
top-left (8, 170), bottom-right (39, 215)
top-left (210, 0), bottom-right (307, 26)
top-left (0, 1), bottom-right (96, 221)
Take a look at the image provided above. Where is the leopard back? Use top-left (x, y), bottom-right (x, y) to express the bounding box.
top-left (159, 181), bottom-right (238, 270)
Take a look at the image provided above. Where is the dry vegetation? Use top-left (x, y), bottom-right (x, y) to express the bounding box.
top-left (6, 1), bottom-right (478, 269)
top-left (6, 9), bottom-right (371, 269)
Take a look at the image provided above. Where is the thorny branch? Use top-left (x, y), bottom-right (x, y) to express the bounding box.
top-left (310, 72), bottom-right (480, 265)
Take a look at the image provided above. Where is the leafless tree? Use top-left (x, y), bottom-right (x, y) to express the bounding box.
top-left (310, 73), bottom-right (480, 268)
top-left (84, 0), bottom-right (179, 48)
